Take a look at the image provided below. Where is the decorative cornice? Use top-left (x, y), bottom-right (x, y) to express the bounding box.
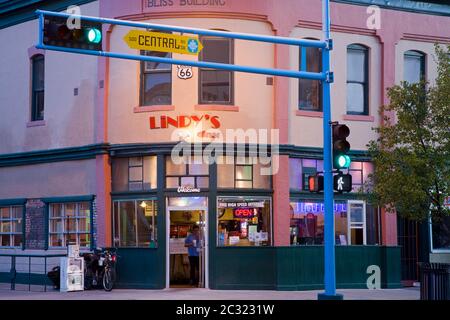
top-left (0, 143), bottom-right (109, 168)
top-left (0, 142), bottom-right (372, 168)
top-left (331, 0), bottom-right (450, 17)
top-left (116, 11), bottom-right (270, 25)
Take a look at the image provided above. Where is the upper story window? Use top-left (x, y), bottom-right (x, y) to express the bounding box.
top-left (299, 39), bottom-right (322, 111)
top-left (289, 158), bottom-right (373, 193)
top-left (404, 50), bottom-right (426, 84)
top-left (31, 54), bottom-right (45, 121)
top-left (140, 51), bottom-right (172, 106)
top-left (346, 44), bottom-right (368, 115)
top-left (112, 156), bottom-right (158, 192)
top-left (166, 156), bottom-right (209, 189)
top-left (199, 36), bottom-right (233, 105)
top-left (217, 156), bottom-right (271, 189)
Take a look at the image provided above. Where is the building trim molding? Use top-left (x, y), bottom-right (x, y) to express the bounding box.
top-left (0, 143), bottom-right (109, 168)
top-left (0, 142), bottom-right (371, 168)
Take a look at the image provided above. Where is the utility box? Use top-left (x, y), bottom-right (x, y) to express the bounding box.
top-left (60, 245), bottom-right (84, 292)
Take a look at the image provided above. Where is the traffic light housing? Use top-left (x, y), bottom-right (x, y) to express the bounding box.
top-left (43, 15), bottom-right (103, 51)
top-left (332, 123), bottom-right (351, 169)
top-left (308, 175), bottom-right (324, 193)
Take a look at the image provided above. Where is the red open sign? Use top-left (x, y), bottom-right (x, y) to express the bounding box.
top-left (233, 208), bottom-right (255, 218)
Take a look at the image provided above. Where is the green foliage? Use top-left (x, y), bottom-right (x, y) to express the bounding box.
top-left (367, 44), bottom-right (450, 223)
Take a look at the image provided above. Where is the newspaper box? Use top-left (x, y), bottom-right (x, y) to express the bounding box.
top-left (60, 245), bottom-right (84, 292)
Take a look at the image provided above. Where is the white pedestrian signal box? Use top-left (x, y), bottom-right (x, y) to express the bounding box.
top-left (333, 173), bottom-right (352, 193)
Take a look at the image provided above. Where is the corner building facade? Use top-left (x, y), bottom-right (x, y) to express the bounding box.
top-left (0, 0), bottom-right (449, 289)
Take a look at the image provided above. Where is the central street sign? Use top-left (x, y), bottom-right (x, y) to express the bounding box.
top-left (123, 30), bottom-right (203, 55)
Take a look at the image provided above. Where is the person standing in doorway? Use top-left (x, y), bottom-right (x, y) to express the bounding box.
top-left (185, 225), bottom-right (201, 287)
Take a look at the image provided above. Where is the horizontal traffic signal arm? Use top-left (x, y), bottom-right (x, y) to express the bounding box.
top-left (36, 10), bottom-right (330, 81)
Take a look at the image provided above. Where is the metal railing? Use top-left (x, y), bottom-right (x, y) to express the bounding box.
top-left (0, 253), bottom-right (66, 292)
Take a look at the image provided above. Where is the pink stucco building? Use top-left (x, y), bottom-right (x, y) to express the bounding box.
top-left (0, 0), bottom-right (449, 289)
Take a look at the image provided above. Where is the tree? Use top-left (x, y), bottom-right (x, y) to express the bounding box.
top-left (367, 44), bottom-right (450, 226)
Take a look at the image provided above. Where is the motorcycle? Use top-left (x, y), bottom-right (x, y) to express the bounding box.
top-left (82, 247), bottom-right (118, 291)
top-left (47, 247), bottom-right (118, 291)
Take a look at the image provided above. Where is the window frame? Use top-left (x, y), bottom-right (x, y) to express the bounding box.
top-left (298, 39), bottom-right (323, 111)
top-left (48, 201), bottom-right (93, 249)
top-left (165, 156), bottom-right (210, 189)
top-left (347, 200), bottom-right (367, 245)
top-left (217, 156), bottom-right (272, 190)
top-left (216, 196), bottom-right (273, 247)
top-left (31, 54), bottom-right (45, 122)
top-left (198, 35), bottom-right (234, 105)
top-left (0, 205), bottom-right (24, 248)
top-left (140, 50), bottom-right (172, 106)
top-left (429, 210), bottom-right (450, 253)
top-left (112, 198), bottom-right (158, 248)
top-left (346, 44), bottom-right (369, 116)
top-left (404, 50), bottom-right (426, 84)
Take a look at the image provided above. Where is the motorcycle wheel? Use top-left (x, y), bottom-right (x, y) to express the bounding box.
top-left (102, 268), bottom-right (115, 292)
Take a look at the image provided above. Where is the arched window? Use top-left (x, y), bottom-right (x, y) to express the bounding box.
top-left (199, 33), bottom-right (234, 105)
top-left (346, 44), bottom-right (368, 115)
top-left (31, 54), bottom-right (45, 121)
top-left (404, 50), bottom-right (426, 84)
top-left (299, 38), bottom-right (322, 111)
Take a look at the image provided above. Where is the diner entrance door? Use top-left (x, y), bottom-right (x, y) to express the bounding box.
top-left (166, 197), bottom-right (208, 289)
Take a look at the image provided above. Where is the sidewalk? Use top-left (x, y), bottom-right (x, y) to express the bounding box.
top-left (0, 287), bottom-right (420, 300)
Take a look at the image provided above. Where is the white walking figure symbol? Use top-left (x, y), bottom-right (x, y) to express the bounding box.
top-left (337, 177), bottom-right (344, 190)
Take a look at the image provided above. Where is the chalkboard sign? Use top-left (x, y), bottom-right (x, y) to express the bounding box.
top-left (25, 199), bottom-right (46, 250)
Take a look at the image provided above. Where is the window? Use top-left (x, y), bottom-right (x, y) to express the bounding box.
top-left (0, 206), bottom-right (23, 247)
top-left (112, 156), bottom-right (157, 192)
top-left (217, 156), bottom-right (271, 189)
top-left (431, 200), bottom-right (450, 251)
top-left (49, 202), bottom-right (91, 248)
top-left (347, 44), bottom-right (368, 115)
top-left (31, 54), bottom-right (45, 121)
top-left (166, 156), bottom-right (209, 189)
top-left (217, 197), bottom-right (272, 247)
top-left (113, 199), bottom-right (158, 248)
top-left (404, 50), bottom-right (425, 84)
top-left (199, 36), bottom-right (233, 104)
top-left (289, 158), bottom-right (373, 192)
top-left (289, 200), bottom-right (375, 246)
top-left (299, 41), bottom-right (322, 111)
top-left (140, 51), bottom-right (172, 106)
top-left (290, 201), bottom-right (347, 245)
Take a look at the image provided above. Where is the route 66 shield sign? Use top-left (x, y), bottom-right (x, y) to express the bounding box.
top-left (177, 65), bottom-right (193, 80)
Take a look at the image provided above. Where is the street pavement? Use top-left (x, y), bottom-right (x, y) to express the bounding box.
top-left (0, 286), bottom-right (420, 300)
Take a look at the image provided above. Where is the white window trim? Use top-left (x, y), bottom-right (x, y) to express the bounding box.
top-left (347, 200), bottom-right (367, 245)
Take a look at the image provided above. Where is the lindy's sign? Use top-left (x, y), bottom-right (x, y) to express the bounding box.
top-left (124, 30), bottom-right (203, 55)
top-left (149, 114), bottom-right (221, 130)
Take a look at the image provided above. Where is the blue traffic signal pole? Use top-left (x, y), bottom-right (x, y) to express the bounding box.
top-left (36, 0), bottom-right (342, 299)
top-left (317, 0), bottom-right (343, 300)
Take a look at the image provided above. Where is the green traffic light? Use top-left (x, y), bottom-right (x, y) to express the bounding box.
top-left (86, 28), bottom-right (102, 44)
top-left (337, 155), bottom-right (351, 168)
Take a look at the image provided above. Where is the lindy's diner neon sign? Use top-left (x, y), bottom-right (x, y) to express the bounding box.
top-left (149, 114), bottom-right (221, 129)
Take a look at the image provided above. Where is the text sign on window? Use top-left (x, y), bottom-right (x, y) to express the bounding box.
top-left (218, 201), bottom-right (265, 209)
top-left (233, 208), bottom-right (256, 219)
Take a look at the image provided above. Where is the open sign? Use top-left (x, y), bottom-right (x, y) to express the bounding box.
top-left (233, 208), bottom-right (256, 218)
